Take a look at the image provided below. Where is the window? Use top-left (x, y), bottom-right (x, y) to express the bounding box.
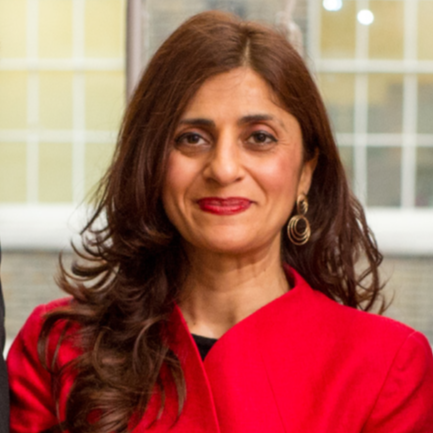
top-left (0, 0), bottom-right (126, 248)
top-left (126, 0), bottom-right (307, 96)
top-left (2, 0), bottom-right (303, 248)
top-left (308, 0), bottom-right (433, 254)
top-left (2, 0), bottom-right (432, 254)
top-left (141, 0), bottom-right (290, 62)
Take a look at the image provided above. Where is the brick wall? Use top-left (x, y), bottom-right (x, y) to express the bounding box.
top-left (1, 251), bottom-right (71, 341)
top-left (2, 251), bottom-right (433, 347)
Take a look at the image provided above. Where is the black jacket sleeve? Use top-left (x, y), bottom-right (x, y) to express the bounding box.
top-left (0, 246), bottom-right (10, 433)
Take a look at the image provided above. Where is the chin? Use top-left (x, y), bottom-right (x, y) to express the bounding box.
top-left (193, 234), bottom-right (270, 257)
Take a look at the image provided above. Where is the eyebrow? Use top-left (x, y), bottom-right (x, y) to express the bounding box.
top-left (178, 118), bottom-right (215, 127)
top-left (178, 114), bottom-right (281, 128)
top-left (240, 114), bottom-right (287, 131)
top-left (238, 114), bottom-right (275, 125)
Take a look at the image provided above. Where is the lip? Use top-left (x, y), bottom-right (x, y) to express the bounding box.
top-left (197, 197), bottom-right (252, 215)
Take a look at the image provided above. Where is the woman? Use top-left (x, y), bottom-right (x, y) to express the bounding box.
top-left (8, 11), bottom-right (433, 433)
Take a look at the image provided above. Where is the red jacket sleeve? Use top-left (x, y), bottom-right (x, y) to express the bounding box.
top-left (8, 303), bottom-right (62, 433)
top-left (363, 331), bottom-right (433, 432)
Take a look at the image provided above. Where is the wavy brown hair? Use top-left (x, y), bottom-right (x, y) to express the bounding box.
top-left (39, 10), bottom-right (384, 433)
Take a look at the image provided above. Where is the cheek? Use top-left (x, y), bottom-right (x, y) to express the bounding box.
top-left (162, 154), bottom-right (182, 215)
top-left (258, 153), bottom-right (303, 197)
top-left (162, 152), bottom-right (198, 216)
top-left (164, 152), bottom-right (182, 188)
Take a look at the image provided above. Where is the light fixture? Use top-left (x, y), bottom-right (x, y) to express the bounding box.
top-left (323, 0), bottom-right (343, 12)
top-left (357, 9), bottom-right (374, 25)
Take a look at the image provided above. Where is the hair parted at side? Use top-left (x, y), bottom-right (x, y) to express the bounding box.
top-left (39, 10), bottom-right (384, 433)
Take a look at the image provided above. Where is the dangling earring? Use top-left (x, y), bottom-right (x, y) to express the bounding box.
top-left (287, 194), bottom-right (311, 245)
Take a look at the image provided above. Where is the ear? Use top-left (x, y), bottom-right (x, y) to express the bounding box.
top-left (297, 149), bottom-right (319, 197)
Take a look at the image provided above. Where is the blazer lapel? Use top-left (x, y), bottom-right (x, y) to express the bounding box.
top-left (133, 306), bottom-right (221, 432)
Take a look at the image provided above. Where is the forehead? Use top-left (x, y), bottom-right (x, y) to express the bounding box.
top-left (180, 67), bottom-right (286, 118)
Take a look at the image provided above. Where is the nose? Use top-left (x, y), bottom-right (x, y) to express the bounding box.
top-left (203, 133), bottom-right (244, 186)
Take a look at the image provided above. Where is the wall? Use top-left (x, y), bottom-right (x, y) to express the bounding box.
top-left (2, 251), bottom-right (432, 355)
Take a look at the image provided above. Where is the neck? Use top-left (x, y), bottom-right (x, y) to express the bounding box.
top-left (179, 238), bottom-right (289, 339)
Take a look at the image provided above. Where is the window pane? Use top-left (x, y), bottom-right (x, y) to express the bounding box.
top-left (367, 74), bottom-right (403, 133)
top-left (0, 0), bottom-right (27, 58)
top-left (39, 0), bottom-right (73, 58)
top-left (0, 0), bottom-right (126, 207)
top-left (418, 75), bottom-right (433, 134)
top-left (338, 146), bottom-right (354, 189)
top-left (38, 143), bottom-right (73, 202)
top-left (369, 0), bottom-right (404, 59)
top-left (367, 147), bottom-right (401, 207)
top-left (320, 0), bottom-right (356, 59)
top-left (215, 0), bottom-right (284, 21)
top-left (85, 142), bottom-right (115, 197)
top-left (146, 0), bottom-right (286, 59)
top-left (418, 1), bottom-right (433, 60)
top-left (416, 147), bottom-right (433, 207)
top-left (318, 73), bottom-right (355, 133)
top-left (85, 0), bottom-right (126, 58)
top-left (85, 71), bottom-right (125, 130)
top-left (39, 72), bottom-right (73, 129)
top-left (0, 71), bottom-right (28, 129)
top-left (0, 143), bottom-right (27, 202)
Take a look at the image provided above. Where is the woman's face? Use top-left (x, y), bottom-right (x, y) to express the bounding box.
top-left (162, 67), bottom-right (316, 256)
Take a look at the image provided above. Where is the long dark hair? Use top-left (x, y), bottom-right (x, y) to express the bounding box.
top-left (40, 10), bottom-right (384, 433)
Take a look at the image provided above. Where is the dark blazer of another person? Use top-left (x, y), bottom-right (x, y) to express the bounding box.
top-left (0, 246), bottom-right (10, 433)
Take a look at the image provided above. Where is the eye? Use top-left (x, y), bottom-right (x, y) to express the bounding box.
top-left (174, 132), bottom-right (207, 147)
top-left (247, 130), bottom-right (277, 146)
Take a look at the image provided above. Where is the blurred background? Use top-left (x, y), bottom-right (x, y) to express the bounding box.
top-left (1, 0), bottom-right (432, 353)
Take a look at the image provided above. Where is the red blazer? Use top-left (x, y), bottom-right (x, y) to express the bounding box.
top-left (8, 269), bottom-right (433, 432)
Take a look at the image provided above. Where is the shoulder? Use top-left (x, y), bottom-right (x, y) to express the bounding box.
top-left (7, 297), bottom-right (72, 367)
top-left (14, 297), bottom-right (73, 345)
top-left (291, 268), bottom-right (421, 350)
top-left (7, 297), bottom-right (77, 371)
top-left (22, 297), bottom-right (73, 323)
top-left (7, 297), bottom-right (80, 432)
top-left (260, 268), bottom-right (433, 428)
top-left (312, 292), bottom-right (433, 377)
top-left (271, 268), bottom-right (433, 387)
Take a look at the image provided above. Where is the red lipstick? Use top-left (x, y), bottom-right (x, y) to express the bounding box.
top-left (197, 197), bottom-right (251, 215)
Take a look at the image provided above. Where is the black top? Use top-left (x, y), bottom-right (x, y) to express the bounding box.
top-left (192, 334), bottom-right (218, 360)
top-left (0, 246), bottom-right (9, 433)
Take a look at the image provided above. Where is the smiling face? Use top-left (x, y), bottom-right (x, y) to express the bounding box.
top-left (162, 68), bottom-right (316, 257)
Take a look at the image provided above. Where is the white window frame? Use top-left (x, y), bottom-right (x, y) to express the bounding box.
top-left (307, 0), bottom-right (433, 255)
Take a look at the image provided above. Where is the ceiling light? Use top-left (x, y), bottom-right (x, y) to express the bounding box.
top-left (357, 9), bottom-right (374, 25)
top-left (323, 0), bottom-right (343, 12)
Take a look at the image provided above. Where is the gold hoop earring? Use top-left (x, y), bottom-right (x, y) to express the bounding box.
top-left (287, 194), bottom-right (311, 246)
